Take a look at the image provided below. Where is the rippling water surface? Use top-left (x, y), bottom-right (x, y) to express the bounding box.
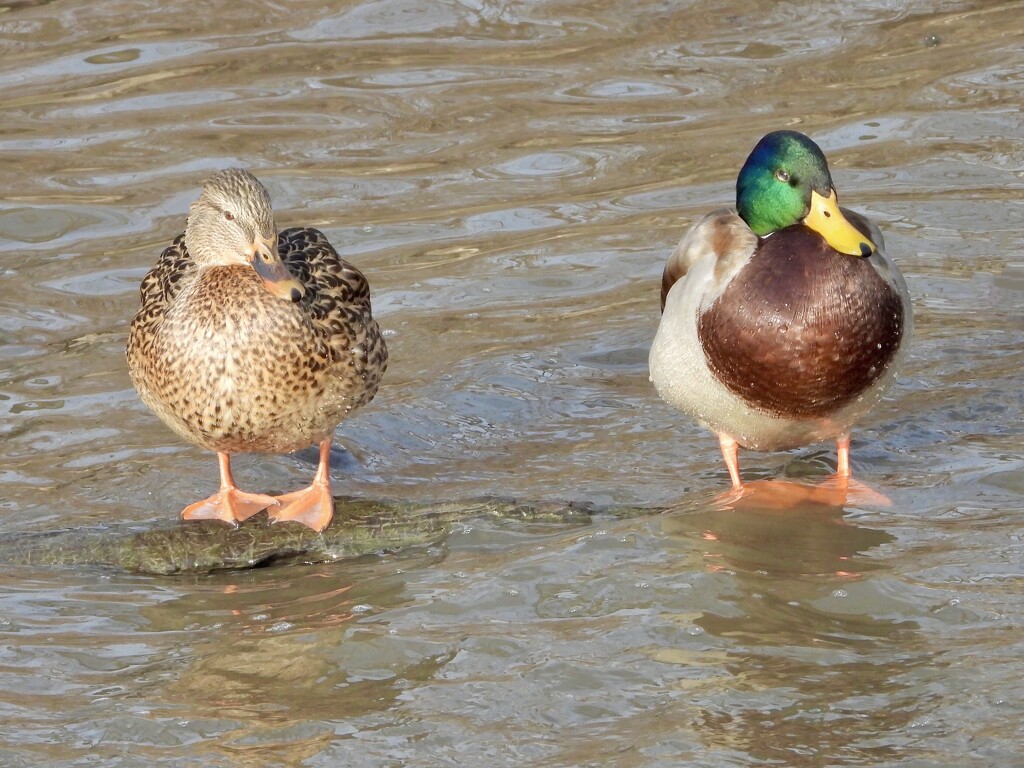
top-left (1, 0), bottom-right (1022, 765)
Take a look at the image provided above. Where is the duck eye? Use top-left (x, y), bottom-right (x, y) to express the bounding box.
top-left (774, 169), bottom-right (790, 183)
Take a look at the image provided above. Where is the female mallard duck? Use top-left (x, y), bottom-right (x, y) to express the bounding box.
top-left (649, 130), bottom-right (911, 490)
top-left (127, 168), bottom-right (388, 532)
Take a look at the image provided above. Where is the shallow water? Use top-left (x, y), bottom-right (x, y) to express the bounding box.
top-left (2, 0), bottom-right (1023, 764)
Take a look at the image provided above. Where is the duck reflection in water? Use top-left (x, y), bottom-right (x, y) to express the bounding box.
top-left (662, 481), bottom-right (896, 580)
top-left (658, 486), bottom-right (924, 762)
top-left (144, 563), bottom-right (446, 729)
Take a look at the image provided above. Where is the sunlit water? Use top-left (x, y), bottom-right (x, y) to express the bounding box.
top-left (1, 0), bottom-right (1022, 764)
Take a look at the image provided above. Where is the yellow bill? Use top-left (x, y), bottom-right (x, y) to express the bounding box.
top-left (803, 189), bottom-right (875, 257)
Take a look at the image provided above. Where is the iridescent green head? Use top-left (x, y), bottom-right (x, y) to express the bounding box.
top-left (735, 130), bottom-right (875, 257)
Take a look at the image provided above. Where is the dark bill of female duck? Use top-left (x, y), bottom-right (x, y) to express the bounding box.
top-left (249, 233), bottom-right (305, 302)
top-left (736, 130), bottom-right (875, 258)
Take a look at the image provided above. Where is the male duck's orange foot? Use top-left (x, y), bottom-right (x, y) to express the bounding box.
top-left (817, 475), bottom-right (892, 507)
top-left (269, 483), bottom-right (334, 532)
top-left (181, 489), bottom-right (280, 525)
top-left (715, 479), bottom-right (847, 511)
top-left (714, 483), bottom-right (752, 507)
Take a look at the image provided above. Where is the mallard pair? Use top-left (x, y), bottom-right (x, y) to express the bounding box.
top-left (128, 132), bottom-right (910, 532)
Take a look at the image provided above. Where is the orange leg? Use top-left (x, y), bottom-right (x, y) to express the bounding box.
top-left (181, 452), bottom-right (280, 525)
top-left (718, 433), bottom-right (743, 490)
top-left (269, 439), bottom-right (335, 532)
top-left (817, 432), bottom-right (891, 506)
top-left (836, 433), bottom-right (851, 482)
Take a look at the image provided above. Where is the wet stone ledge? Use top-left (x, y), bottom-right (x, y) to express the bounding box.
top-left (0, 497), bottom-right (649, 575)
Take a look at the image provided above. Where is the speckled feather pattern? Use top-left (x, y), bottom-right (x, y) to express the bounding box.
top-left (127, 227), bottom-right (387, 454)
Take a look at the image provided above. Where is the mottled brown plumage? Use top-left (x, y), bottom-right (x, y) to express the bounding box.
top-left (127, 169), bottom-right (387, 531)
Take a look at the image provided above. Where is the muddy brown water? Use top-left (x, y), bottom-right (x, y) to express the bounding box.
top-left (2, 0), bottom-right (1023, 765)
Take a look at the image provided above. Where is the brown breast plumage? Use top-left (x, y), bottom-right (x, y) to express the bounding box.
top-left (697, 225), bottom-right (904, 419)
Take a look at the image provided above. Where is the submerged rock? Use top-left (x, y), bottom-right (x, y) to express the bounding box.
top-left (1, 496), bottom-right (647, 575)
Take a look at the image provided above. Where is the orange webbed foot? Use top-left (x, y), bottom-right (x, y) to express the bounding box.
top-left (181, 488), bottom-right (279, 525)
top-left (268, 483), bottom-right (334, 532)
top-left (715, 479), bottom-right (848, 511)
top-left (714, 478), bottom-right (891, 513)
top-left (268, 438), bottom-right (335, 532)
top-left (817, 475), bottom-right (892, 507)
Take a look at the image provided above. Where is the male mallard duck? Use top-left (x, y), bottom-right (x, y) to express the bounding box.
top-left (649, 131), bottom-right (911, 490)
top-left (127, 168), bottom-right (388, 531)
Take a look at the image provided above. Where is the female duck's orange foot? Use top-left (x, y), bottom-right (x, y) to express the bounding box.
top-left (269, 483), bottom-right (334, 532)
top-left (181, 488), bottom-right (280, 525)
